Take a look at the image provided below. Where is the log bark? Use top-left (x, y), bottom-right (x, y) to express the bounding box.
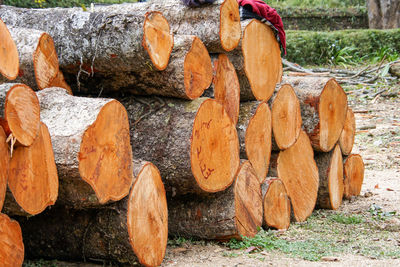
top-left (0, 18), bottom-right (19, 80)
top-left (0, 83), bottom-right (40, 146)
top-left (0, 127), bottom-right (9, 211)
top-left (339, 107), bottom-right (355, 156)
top-left (0, 7), bottom-right (175, 94)
top-left (3, 122), bottom-right (58, 216)
top-left (0, 213), bottom-right (24, 266)
top-left (0, 27), bottom-right (71, 94)
top-left (168, 160), bottom-right (262, 240)
top-left (367, 0), bottom-right (400, 29)
top-left (16, 161), bottom-right (168, 266)
top-left (315, 144), bottom-right (344, 210)
top-left (269, 130), bottom-right (319, 222)
top-left (261, 178), bottom-right (291, 230)
top-left (94, 0), bottom-right (241, 52)
top-left (237, 101), bottom-right (272, 183)
top-left (343, 154), bottom-right (365, 199)
top-left (36, 87), bottom-right (133, 209)
top-left (281, 77), bottom-right (348, 152)
top-left (270, 84), bottom-right (302, 150)
top-left (123, 97), bottom-right (240, 196)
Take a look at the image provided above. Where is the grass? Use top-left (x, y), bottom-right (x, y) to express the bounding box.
top-left (264, 0), bottom-right (365, 8)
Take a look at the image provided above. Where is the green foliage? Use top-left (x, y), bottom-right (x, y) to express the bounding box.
top-left (264, 0), bottom-right (366, 8)
top-left (368, 204), bottom-right (397, 221)
top-left (328, 213), bottom-right (364, 224)
top-left (4, 0), bottom-right (139, 8)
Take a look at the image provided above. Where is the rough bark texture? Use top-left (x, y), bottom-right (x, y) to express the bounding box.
top-left (367, 0), bottom-right (400, 29)
top-left (94, 0), bottom-right (241, 52)
top-left (0, 127), bottom-right (9, 211)
top-left (315, 144), bottom-right (344, 210)
top-left (0, 213), bottom-right (24, 265)
top-left (15, 161), bottom-right (168, 266)
top-left (168, 160), bottom-right (262, 240)
top-left (237, 101), bottom-right (272, 183)
top-left (343, 154), bottom-right (365, 199)
top-left (339, 107), bottom-right (355, 156)
top-left (36, 87), bottom-right (133, 209)
top-left (281, 76), bottom-right (348, 152)
top-left (122, 97), bottom-right (239, 196)
top-left (3, 122), bottom-right (58, 216)
top-left (261, 178), bottom-right (291, 230)
top-left (0, 18), bottom-right (19, 80)
top-left (0, 7), bottom-right (174, 95)
top-left (0, 83), bottom-right (40, 147)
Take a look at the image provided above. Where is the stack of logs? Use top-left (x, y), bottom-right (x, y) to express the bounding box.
top-left (0, 0), bottom-right (365, 266)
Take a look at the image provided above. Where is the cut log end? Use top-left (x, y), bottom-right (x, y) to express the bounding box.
top-left (234, 161), bottom-right (263, 238)
top-left (0, 127), bottom-right (9, 211)
top-left (79, 100), bottom-right (133, 204)
top-left (277, 130), bottom-right (319, 222)
top-left (191, 99), bottom-right (240, 193)
top-left (128, 162), bottom-right (168, 267)
top-left (214, 53), bottom-right (240, 125)
top-left (245, 102), bottom-right (272, 183)
top-left (220, 0), bottom-right (241, 51)
top-left (339, 108), bottom-right (356, 155)
top-left (4, 84), bottom-right (40, 146)
top-left (262, 179), bottom-right (291, 230)
top-left (343, 154), bottom-right (365, 199)
top-left (319, 79), bottom-right (348, 152)
top-left (184, 37), bottom-right (213, 100)
top-left (242, 20), bottom-right (282, 101)
top-left (0, 19), bottom-right (19, 80)
top-left (7, 122), bottom-right (58, 215)
top-left (142, 11), bottom-right (174, 71)
top-left (272, 84), bottom-right (302, 150)
top-left (0, 214), bottom-right (24, 266)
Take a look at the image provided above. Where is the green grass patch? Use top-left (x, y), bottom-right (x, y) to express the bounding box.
top-left (3, 0), bottom-right (140, 8)
top-left (329, 213), bottom-right (364, 224)
top-left (264, 0), bottom-right (365, 8)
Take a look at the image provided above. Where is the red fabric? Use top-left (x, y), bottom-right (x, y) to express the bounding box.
top-left (238, 0), bottom-right (286, 55)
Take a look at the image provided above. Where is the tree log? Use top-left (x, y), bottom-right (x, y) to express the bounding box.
top-left (36, 87), bottom-right (133, 209)
top-left (339, 107), bottom-right (355, 156)
top-left (16, 161), bottom-right (168, 266)
top-left (3, 122), bottom-right (58, 216)
top-left (0, 127), bottom-right (9, 211)
top-left (343, 154), bottom-right (365, 199)
top-left (282, 77), bottom-right (348, 152)
top-left (261, 178), bottom-right (291, 230)
top-left (315, 144), bottom-right (344, 210)
top-left (0, 27), bottom-right (71, 94)
top-left (0, 213), bottom-right (24, 266)
top-left (270, 84), bottom-right (302, 150)
top-left (0, 18), bottom-right (19, 80)
top-left (270, 130), bottom-right (319, 222)
top-left (0, 83), bottom-right (40, 146)
top-left (168, 160), bottom-right (262, 240)
top-left (367, 0), bottom-right (400, 29)
top-left (237, 101), bottom-right (272, 183)
top-left (123, 97), bottom-right (239, 196)
top-left (94, 0), bottom-right (241, 52)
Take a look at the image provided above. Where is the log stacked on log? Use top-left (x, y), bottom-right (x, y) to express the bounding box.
top-left (0, 18), bottom-right (19, 81)
top-left (0, 213), bottom-right (24, 266)
top-left (0, 127), bottom-right (8, 211)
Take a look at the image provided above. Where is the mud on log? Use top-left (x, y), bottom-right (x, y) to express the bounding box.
top-left (0, 83), bottom-right (40, 147)
top-left (16, 161), bottom-right (168, 266)
top-left (0, 213), bottom-right (24, 266)
top-left (0, 127), bottom-right (9, 211)
top-left (168, 160), bottom-right (262, 240)
top-left (37, 87), bottom-right (133, 209)
top-left (123, 97), bottom-right (239, 196)
top-left (343, 154), bottom-right (365, 199)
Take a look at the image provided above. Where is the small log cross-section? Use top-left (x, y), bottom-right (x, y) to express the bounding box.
top-left (3, 122), bottom-right (58, 216)
top-left (168, 160), bottom-right (263, 240)
top-left (0, 83), bottom-right (40, 147)
top-left (270, 84), bottom-right (302, 150)
top-left (0, 28), bottom-right (71, 93)
top-left (0, 18), bottom-right (19, 80)
top-left (0, 213), bottom-right (24, 266)
top-left (124, 97), bottom-right (239, 196)
top-left (16, 161), bottom-right (168, 266)
top-left (273, 130), bottom-right (319, 222)
top-left (37, 87), bottom-right (133, 209)
top-left (282, 77), bottom-right (348, 152)
top-left (343, 154), bottom-right (365, 199)
top-left (315, 144), bottom-right (344, 210)
top-left (339, 108), bottom-right (356, 156)
top-left (237, 101), bottom-right (272, 183)
top-left (0, 127), bottom-right (9, 211)
top-left (261, 178), bottom-right (291, 230)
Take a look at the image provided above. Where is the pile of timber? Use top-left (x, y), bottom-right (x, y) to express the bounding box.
top-left (0, 0), bottom-right (365, 266)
